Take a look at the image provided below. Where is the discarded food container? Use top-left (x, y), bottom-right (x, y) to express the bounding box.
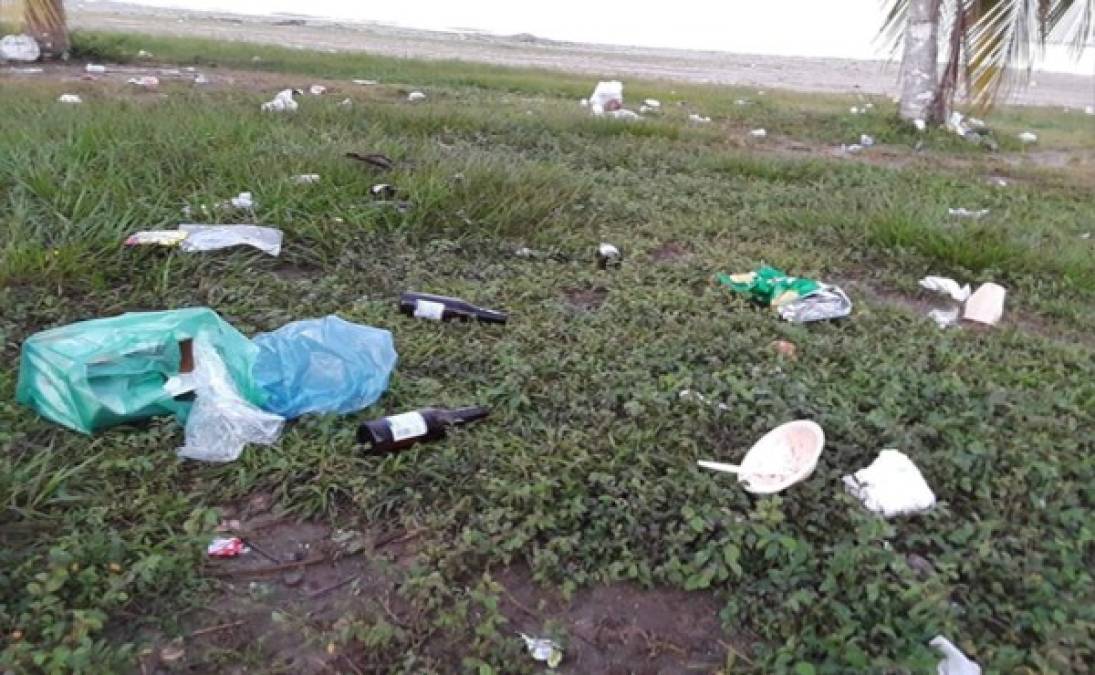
top-left (358, 406), bottom-right (489, 453)
top-left (962, 282), bottom-right (1006, 325)
top-left (399, 292), bottom-right (508, 324)
top-left (519, 634), bottom-right (563, 669)
top-left (251, 316), bottom-right (397, 419)
top-left (749, 128), bottom-right (767, 138)
top-left (597, 242), bottom-right (621, 268)
top-left (1017, 131), bottom-right (1038, 144)
top-left (127, 76), bottom-right (159, 89)
top-left (931, 636), bottom-right (981, 675)
top-left (309, 84), bottom-right (326, 95)
top-left (293, 174), bottom-right (321, 184)
top-left (207, 537), bottom-right (247, 558)
top-left (407, 91), bottom-right (427, 102)
top-left (16, 308), bottom-right (264, 434)
top-left (0, 34), bottom-right (40, 61)
top-left (842, 449), bottom-right (935, 517)
top-left (717, 266), bottom-right (851, 322)
top-left (778, 286), bottom-right (852, 323)
top-left (85, 63), bottom-right (106, 73)
top-left (261, 89), bottom-right (299, 112)
top-left (58, 94), bottom-right (82, 104)
top-left (588, 80), bottom-right (623, 115)
top-left (179, 224), bottom-right (283, 256)
top-left (698, 420), bottom-right (824, 494)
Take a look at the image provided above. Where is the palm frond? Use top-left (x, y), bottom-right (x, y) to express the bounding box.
top-left (878, 0), bottom-right (913, 56)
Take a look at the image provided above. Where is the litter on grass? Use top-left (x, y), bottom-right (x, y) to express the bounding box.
top-left (85, 63), bottom-right (106, 73)
top-left (127, 76), bottom-right (159, 89)
top-left (749, 128), bottom-right (768, 138)
top-left (931, 636), bottom-right (981, 675)
top-left (193, 73), bottom-right (210, 84)
top-left (919, 276), bottom-right (971, 303)
top-left (58, 94), bottom-right (82, 104)
top-left (698, 420), bottom-right (824, 494)
top-left (178, 224), bottom-right (283, 256)
top-left (678, 389), bottom-right (731, 412)
top-left (292, 173), bottom-right (321, 184)
top-left (717, 266), bottom-right (852, 323)
top-left (407, 91), bottom-right (427, 102)
top-left (688, 113), bottom-right (712, 123)
top-left (207, 537), bottom-right (248, 558)
top-left (642, 98), bottom-right (661, 109)
top-left (587, 80), bottom-right (623, 115)
top-left (308, 84), bottom-right (326, 95)
top-left (352, 79), bottom-right (378, 85)
top-left (597, 242), bottom-right (621, 268)
top-left (948, 207), bottom-right (990, 219)
top-left (226, 191), bottom-right (255, 210)
top-left (338, 97), bottom-right (352, 107)
top-left (0, 34), bottom-right (40, 61)
top-left (125, 230), bottom-right (189, 247)
top-left (1017, 131), bottom-right (1038, 144)
top-left (860, 134), bottom-right (875, 147)
top-left (842, 449), bottom-right (935, 517)
top-left (962, 282), bottom-right (1006, 325)
top-left (519, 634), bottom-right (563, 669)
top-left (261, 88), bottom-right (299, 112)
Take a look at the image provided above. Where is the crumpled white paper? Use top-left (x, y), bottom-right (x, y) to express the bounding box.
top-left (261, 89), bottom-right (298, 112)
top-left (931, 636), bottom-right (981, 675)
top-left (919, 276), bottom-right (971, 303)
top-left (843, 449), bottom-right (936, 518)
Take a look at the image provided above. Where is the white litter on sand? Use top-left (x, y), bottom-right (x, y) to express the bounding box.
top-left (843, 450), bottom-right (936, 518)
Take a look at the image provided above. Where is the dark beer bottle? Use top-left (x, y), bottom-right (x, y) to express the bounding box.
top-left (399, 292), bottom-right (508, 324)
top-left (357, 406), bottom-right (490, 453)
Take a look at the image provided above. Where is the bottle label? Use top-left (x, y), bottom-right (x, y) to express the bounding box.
top-left (413, 300), bottom-right (445, 321)
top-left (387, 412), bottom-right (428, 441)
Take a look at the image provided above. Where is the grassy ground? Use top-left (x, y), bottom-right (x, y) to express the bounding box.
top-left (1, 31), bottom-right (1093, 673)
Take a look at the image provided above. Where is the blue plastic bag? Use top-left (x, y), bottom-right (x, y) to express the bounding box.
top-left (252, 316), bottom-right (397, 419)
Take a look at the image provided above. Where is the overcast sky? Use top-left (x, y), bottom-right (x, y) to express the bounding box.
top-left (101, 0), bottom-right (1094, 73)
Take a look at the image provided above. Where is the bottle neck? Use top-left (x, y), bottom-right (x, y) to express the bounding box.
top-left (446, 405), bottom-right (490, 425)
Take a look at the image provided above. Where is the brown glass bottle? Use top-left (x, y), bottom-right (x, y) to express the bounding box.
top-left (357, 406), bottom-right (490, 453)
top-left (399, 292), bottom-right (508, 324)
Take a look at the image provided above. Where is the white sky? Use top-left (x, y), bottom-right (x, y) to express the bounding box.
top-left (98, 0), bottom-right (1095, 74)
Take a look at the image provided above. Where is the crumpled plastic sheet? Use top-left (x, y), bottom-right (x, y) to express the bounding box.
top-left (176, 335), bottom-right (283, 463)
top-left (178, 224), bottom-right (282, 256)
top-left (777, 285), bottom-right (852, 323)
top-left (842, 449), bottom-right (936, 518)
top-left (588, 80), bottom-right (623, 115)
top-left (919, 276), bottom-right (971, 303)
top-left (931, 636), bottom-right (981, 675)
top-left (1, 34), bottom-right (40, 61)
top-left (261, 89), bottom-right (298, 112)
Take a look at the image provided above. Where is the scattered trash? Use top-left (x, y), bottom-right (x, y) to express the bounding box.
top-left (10, 66), bottom-right (43, 74)
top-left (597, 242), bottom-right (621, 268)
top-left (208, 537), bottom-right (248, 558)
top-left (58, 94), bottom-right (82, 104)
top-left (515, 246), bottom-right (539, 258)
top-left (124, 230), bottom-right (189, 247)
top-left (399, 292), bottom-right (508, 324)
top-left (688, 113), bottom-right (712, 124)
top-left (337, 97), bottom-right (353, 107)
top-left (370, 183), bottom-right (398, 200)
top-left (359, 405), bottom-right (490, 453)
top-left (85, 63), bottom-right (106, 74)
top-left (194, 73), bottom-right (210, 85)
top-left (292, 174), bottom-right (321, 184)
top-left (17, 308), bottom-right (264, 434)
top-left (519, 634), bottom-right (564, 669)
top-left (850, 106), bottom-right (865, 115)
top-left (178, 224), bottom-right (283, 256)
top-left (717, 266), bottom-right (852, 323)
top-left (860, 134), bottom-right (875, 147)
top-left (261, 89), bottom-right (299, 112)
top-left (127, 76), bottom-right (159, 89)
top-left (919, 276), bottom-right (971, 303)
top-left (679, 389), bottom-right (730, 412)
top-left (308, 84), bottom-right (326, 95)
top-left (735, 99), bottom-right (750, 106)
top-left (137, 49), bottom-right (153, 58)
top-left (346, 152), bottom-right (394, 170)
top-left (251, 315), bottom-right (397, 418)
top-left (352, 79), bottom-right (379, 85)
top-left (407, 91), bottom-right (427, 102)
top-left (948, 208), bottom-right (990, 219)
top-left (1082, 232), bottom-right (1092, 240)
top-left (226, 191), bottom-right (255, 210)
top-left (990, 177), bottom-right (1008, 187)
top-left (931, 636), bottom-right (982, 675)
top-left (749, 128), bottom-right (768, 138)
top-left (927, 307), bottom-right (961, 328)
top-left (0, 34), bottom-right (40, 62)
top-left (843, 450), bottom-right (935, 517)
top-left (1017, 131), bottom-right (1038, 144)
top-left (608, 108), bottom-right (641, 120)
top-left (841, 144), bottom-right (864, 155)
top-left (962, 283), bottom-right (1006, 325)
top-left (642, 98), bottom-right (661, 109)
top-left (946, 111), bottom-right (970, 137)
top-left (587, 80), bottom-right (623, 115)
top-left (770, 339), bottom-right (797, 359)
top-left (698, 420), bottom-right (825, 494)
top-left (176, 334), bottom-right (284, 462)
top-left (913, 119), bottom-right (927, 132)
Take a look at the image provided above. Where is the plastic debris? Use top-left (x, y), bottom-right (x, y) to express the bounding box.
top-left (717, 266), bottom-right (851, 323)
top-left (931, 636), bottom-right (981, 675)
top-left (338, 97), bottom-right (352, 107)
top-left (962, 282), bottom-right (1006, 325)
top-left (919, 276), bottom-right (971, 303)
top-left (642, 98), bottom-right (661, 109)
top-left (251, 315), bottom-right (398, 419)
top-left (370, 183), bottom-right (398, 200)
top-left (735, 98), bottom-right (750, 106)
top-left (1, 34), bottom-right (40, 62)
top-left (292, 174), bottom-right (321, 184)
top-left (1017, 131), bottom-right (1038, 144)
top-left (137, 49), bottom-right (153, 58)
top-left (609, 109), bottom-right (640, 120)
top-left (226, 191), bottom-right (255, 210)
top-left (699, 420), bottom-right (825, 494)
top-left (588, 80), bottom-right (623, 115)
top-left (913, 119), bottom-right (927, 132)
top-left (407, 91), bottom-right (426, 102)
top-left (597, 242), bottom-right (621, 268)
top-left (679, 389), bottom-right (731, 412)
top-left (309, 84), bottom-right (327, 95)
top-left (261, 88), bottom-right (299, 112)
top-left (207, 537), bottom-right (247, 558)
top-left (843, 449), bottom-right (935, 517)
top-left (948, 207), bottom-right (989, 219)
top-left (58, 94), bottom-right (82, 104)
top-left (519, 634), bottom-right (563, 669)
top-left (927, 307), bottom-right (961, 328)
top-left (749, 128), bottom-right (768, 138)
top-left (1086, 105), bottom-right (1094, 116)
top-left (178, 224), bottom-right (283, 256)
top-left (85, 63), bottom-right (106, 74)
top-left (11, 66), bottom-right (43, 74)
top-left (176, 335), bottom-right (284, 462)
top-left (16, 308), bottom-right (264, 434)
top-left (352, 79), bottom-right (378, 85)
top-left (125, 230), bottom-right (189, 247)
top-left (688, 113), bottom-right (712, 123)
top-left (946, 111), bottom-right (970, 137)
top-left (194, 73), bottom-right (210, 84)
top-left (842, 144), bottom-right (864, 155)
top-left (778, 286), bottom-right (852, 323)
top-left (860, 134), bottom-right (875, 147)
top-left (127, 76), bottom-right (159, 89)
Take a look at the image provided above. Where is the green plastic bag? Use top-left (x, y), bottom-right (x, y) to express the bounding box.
top-left (16, 308), bottom-right (264, 434)
top-left (716, 266), bottom-right (821, 307)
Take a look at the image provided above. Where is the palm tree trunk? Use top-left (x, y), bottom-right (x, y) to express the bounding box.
top-left (898, 0), bottom-right (943, 124)
top-left (24, 0), bottom-right (68, 58)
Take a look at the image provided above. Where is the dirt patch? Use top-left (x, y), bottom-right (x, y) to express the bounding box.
top-left (649, 241), bottom-right (690, 263)
top-left (564, 286), bottom-right (609, 311)
top-left (494, 567), bottom-right (741, 674)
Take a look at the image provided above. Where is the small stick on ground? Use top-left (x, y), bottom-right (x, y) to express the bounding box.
top-left (306, 575), bottom-right (359, 599)
top-left (207, 554), bottom-right (331, 577)
top-left (717, 639), bottom-right (754, 665)
top-left (188, 620), bottom-right (245, 639)
top-left (374, 528), bottom-right (423, 549)
top-left (242, 538), bottom-right (281, 564)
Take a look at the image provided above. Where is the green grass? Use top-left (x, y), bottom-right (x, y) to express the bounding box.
top-left (1, 32), bottom-right (1093, 673)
